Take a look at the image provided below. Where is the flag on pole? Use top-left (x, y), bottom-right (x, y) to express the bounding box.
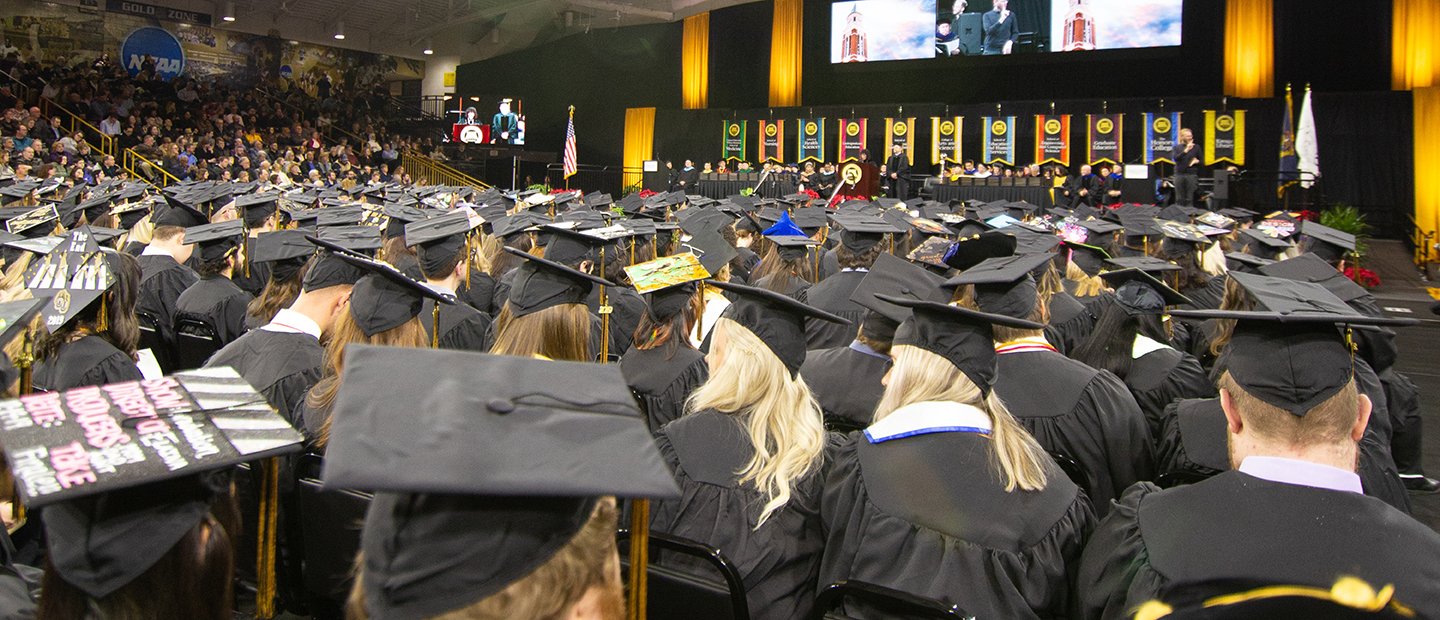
top-left (563, 106), bottom-right (578, 180)
top-left (1297, 86), bottom-right (1320, 189)
top-left (1278, 85), bottom-right (1298, 197)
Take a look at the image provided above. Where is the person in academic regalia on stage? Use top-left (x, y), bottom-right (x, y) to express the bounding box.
top-left (620, 253), bottom-right (711, 433)
top-left (174, 219), bottom-right (253, 346)
top-left (137, 197), bottom-right (204, 365)
top-left (406, 210), bottom-right (494, 353)
top-left (1076, 303), bottom-right (1440, 620)
top-left (952, 252), bottom-right (1153, 516)
top-left (649, 281), bottom-right (850, 620)
top-left (32, 241), bottom-right (144, 392)
top-left (799, 213), bottom-right (899, 350)
top-left (819, 294), bottom-right (1094, 620)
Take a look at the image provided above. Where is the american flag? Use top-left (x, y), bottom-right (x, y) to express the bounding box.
top-left (563, 106), bottom-right (578, 180)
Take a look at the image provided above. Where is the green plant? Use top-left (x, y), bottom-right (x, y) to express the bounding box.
top-left (740, 188), bottom-right (755, 196)
top-left (1319, 203), bottom-right (1371, 261)
top-left (526, 183), bottom-right (551, 193)
top-left (623, 182), bottom-right (643, 196)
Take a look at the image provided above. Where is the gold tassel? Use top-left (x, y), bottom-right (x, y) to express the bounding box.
top-left (599, 247), bottom-right (610, 364)
top-left (627, 498), bottom-right (651, 620)
top-left (255, 458), bottom-right (281, 619)
top-left (97, 294), bottom-right (108, 333)
top-left (431, 303), bottom-right (441, 348)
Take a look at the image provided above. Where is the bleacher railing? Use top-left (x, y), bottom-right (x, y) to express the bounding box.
top-left (402, 151), bottom-right (490, 190)
top-left (121, 147), bottom-right (181, 188)
top-left (0, 69), bottom-right (115, 159)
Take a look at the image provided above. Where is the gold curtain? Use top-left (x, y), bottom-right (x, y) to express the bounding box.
top-left (682, 13), bottom-right (710, 109)
top-left (1416, 87), bottom-right (1440, 260)
top-left (1223, 0), bottom-right (1274, 98)
top-left (1393, 0), bottom-right (1440, 90)
top-left (769, 0), bottom-right (803, 107)
top-left (623, 107), bottom-right (656, 190)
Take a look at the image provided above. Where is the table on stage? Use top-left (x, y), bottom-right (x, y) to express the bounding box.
top-left (930, 177), bottom-right (1056, 207)
top-left (695, 173), bottom-right (798, 199)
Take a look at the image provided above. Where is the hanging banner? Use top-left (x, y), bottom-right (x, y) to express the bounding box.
top-left (797, 118), bottom-right (826, 164)
top-left (758, 119), bottom-right (785, 163)
top-left (721, 120), bottom-right (748, 162)
top-left (885, 117), bottom-right (916, 164)
top-left (1203, 110), bottom-right (1246, 166)
top-left (1143, 112), bottom-right (1182, 164)
top-left (838, 118), bottom-right (868, 162)
top-left (983, 116), bottom-right (1016, 165)
top-left (1087, 113), bottom-right (1123, 165)
top-left (1033, 114), bottom-right (1071, 166)
top-left (931, 116), bottom-right (962, 167)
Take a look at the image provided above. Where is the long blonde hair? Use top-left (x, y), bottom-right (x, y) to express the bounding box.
top-left (686, 318), bottom-right (825, 527)
top-left (873, 344), bottom-right (1050, 493)
top-left (1064, 260), bottom-right (1107, 298)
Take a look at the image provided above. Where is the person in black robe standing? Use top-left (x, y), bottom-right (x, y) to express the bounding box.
top-left (820, 294), bottom-right (1094, 620)
top-left (884, 144), bottom-right (911, 199)
top-left (175, 219), bottom-right (254, 347)
top-left (799, 213), bottom-right (899, 350)
top-left (620, 254), bottom-right (710, 432)
top-left (137, 199), bottom-right (205, 370)
top-left (649, 281), bottom-right (849, 620)
top-left (406, 211), bottom-right (494, 352)
top-left (1077, 305), bottom-right (1440, 620)
top-left (33, 246), bottom-right (144, 391)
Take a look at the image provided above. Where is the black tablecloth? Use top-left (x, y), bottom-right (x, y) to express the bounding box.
top-left (931, 180), bottom-right (1055, 207)
top-left (696, 175), bottom-right (799, 200)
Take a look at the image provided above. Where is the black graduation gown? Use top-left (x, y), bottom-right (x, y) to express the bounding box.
top-left (821, 426), bottom-right (1095, 619)
top-left (797, 270), bottom-right (867, 350)
top-left (229, 254), bottom-right (271, 297)
top-left (620, 345), bottom-right (708, 432)
top-left (137, 253), bottom-right (198, 352)
top-left (1123, 339), bottom-right (1215, 439)
top-left (733, 247), bottom-right (760, 284)
top-left (32, 335), bottom-right (142, 392)
top-left (649, 411), bottom-right (825, 620)
top-left (1153, 398), bottom-right (1411, 513)
top-left (457, 271), bottom-right (497, 316)
top-left (751, 273), bottom-right (811, 299)
top-left (0, 528), bottom-right (36, 618)
top-left (175, 275), bottom-right (254, 345)
top-left (205, 328), bottom-right (323, 426)
top-left (1075, 472), bottom-right (1440, 620)
top-left (995, 348), bottom-right (1153, 516)
top-left (492, 267), bottom-right (518, 313)
top-left (798, 345), bottom-right (888, 429)
top-left (1044, 291), bottom-right (1096, 356)
top-left (419, 298), bottom-right (493, 353)
top-left (586, 285), bottom-right (645, 356)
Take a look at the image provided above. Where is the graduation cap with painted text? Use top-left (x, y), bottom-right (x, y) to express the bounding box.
top-left (625, 253), bottom-right (710, 321)
top-left (321, 345), bottom-right (679, 619)
top-left (706, 279), bottom-right (850, 376)
top-left (3, 204), bottom-right (58, 237)
top-left (23, 227), bottom-right (119, 331)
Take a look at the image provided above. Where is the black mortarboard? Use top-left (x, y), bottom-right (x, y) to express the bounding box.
top-left (382, 203), bottom-right (429, 238)
top-left (833, 214), bottom-right (903, 253)
top-left (1104, 255), bottom-right (1182, 274)
top-left (792, 207), bottom-right (829, 233)
top-left (3, 235), bottom-right (63, 258)
top-left (1239, 227), bottom-right (1295, 259)
top-left (317, 225), bottom-right (383, 255)
top-left (947, 252), bottom-right (1054, 319)
top-left (302, 241), bottom-right (368, 293)
top-left (1225, 251), bottom-right (1275, 273)
top-left (0, 297), bottom-right (47, 387)
top-left (2, 368), bottom-right (302, 598)
top-left (1258, 252), bottom-right (1369, 303)
top-left (406, 210), bottom-right (481, 275)
top-left (322, 346), bottom-right (678, 619)
top-left (492, 212), bottom-right (549, 239)
top-left (1219, 207), bottom-right (1260, 222)
top-left (879, 295), bottom-right (1043, 393)
top-left (111, 199), bottom-right (152, 230)
top-left (767, 234), bottom-right (818, 261)
top-left (944, 231), bottom-right (1016, 271)
top-left (1007, 229), bottom-right (1061, 255)
top-left (308, 237), bottom-right (455, 336)
top-left (154, 195), bottom-right (209, 228)
top-left (678, 230), bottom-right (738, 275)
top-left (582, 192), bottom-right (613, 209)
top-left (317, 206), bottom-right (365, 228)
top-left (1062, 240), bottom-right (1111, 277)
top-left (250, 229), bottom-right (314, 282)
top-left (1101, 268), bottom-right (1192, 314)
top-left (235, 192), bottom-right (280, 228)
top-left (706, 279), bottom-right (850, 376)
top-left (184, 219), bottom-right (244, 263)
top-left (677, 208), bottom-right (734, 237)
top-left (1079, 218), bottom-right (1124, 237)
top-left (540, 224), bottom-right (617, 267)
top-left (1121, 216), bottom-right (1165, 239)
top-left (625, 253), bottom-right (709, 321)
top-left (850, 253), bottom-right (947, 343)
top-left (1298, 220), bottom-right (1356, 263)
top-left (503, 247), bottom-right (611, 317)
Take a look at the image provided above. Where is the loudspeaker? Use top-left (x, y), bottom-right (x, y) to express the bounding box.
top-left (957, 13), bottom-right (983, 55)
top-left (1211, 170), bottom-right (1230, 201)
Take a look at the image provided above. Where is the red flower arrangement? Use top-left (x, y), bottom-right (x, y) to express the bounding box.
top-left (1344, 266), bottom-right (1382, 288)
top-left (1296, 210), bottom-right (1319, 222)
top-left (550, 188), bottom-right (575, 195)
top-left (800, 188), bottom-right (820, 200)
top-left (638, 189), bottom-right (658, 198)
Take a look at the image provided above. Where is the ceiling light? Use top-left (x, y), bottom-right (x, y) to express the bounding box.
top-left (334, 20), bottom-right (346, 40)
top-left (423, 38), bottom-right (433, 55)
top-left (221, 0), bottom-right (235, 21)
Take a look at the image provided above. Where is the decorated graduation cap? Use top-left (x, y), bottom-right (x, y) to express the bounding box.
top-left (946, 252), bottom-right (1055, 319)
top-left (906, 236), bottom-right (955, 272)
top-left (1062, 240), bottom-right (1111, 277)
top-left (321, 345), bottom-right (679, 619)
top-left (0, 367), bottom-right (303, 598)
top-left (706, 279), bottom-right (850, 376)
top-left (944, 231), bottom-right (1016, 271)
top-left (308, 236), bottom-right (455, 336)
top-left (850, 253), bottom-right (948, 343)
top-left (1100, 268), bottom-right (1192, 315)
top-left (678, 229), bottom-right (738, 275)
top-left (502, 246), bottom-right (611, 317)
top-left (1170, 282), bottom-right (1416, 416)
top-left (184, 219), bottom-right (244, 264)
top-left (24, 227), bottom-right (120, 331)
top-left (761, 210), bottom-right (806, 238)
top-left (625, 253), bottom-right (709, 322)
top-left (879, 294), bottom-right (1043, 394)
top-left (406, 209), bottom-right (481, 276)
top-left (4, 204), bottom-right (59, 238)
top-left (1298, 220), bottom-right (1356, 263)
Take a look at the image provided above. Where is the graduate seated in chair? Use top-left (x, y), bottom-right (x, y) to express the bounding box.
top-left (175, 219), bottom-right (253, 347)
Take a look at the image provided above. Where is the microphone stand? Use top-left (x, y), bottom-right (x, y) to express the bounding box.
top-left (751, 168), bottom-right (772, 196)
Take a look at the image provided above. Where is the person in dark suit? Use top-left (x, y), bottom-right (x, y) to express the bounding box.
top-left (1171, 128), bottom-right (1201, 207)
top-left (981, 0), bottom-right (1017, 55)
top-left (885, 144), bottom-right (911, 199)
top-left (677, 159), bottom-right (699, 190)
top-left (490, 99), bottom-right (520, 144)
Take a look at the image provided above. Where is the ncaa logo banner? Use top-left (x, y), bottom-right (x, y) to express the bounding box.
top-left (983, 116), bottom-right (1015, 165)
top-left (931, 116), bottom-right (962, 167)
top-left (721, 120), bottom-right (748, 162)
top-left (759, 119), bottom-right (785, 163)
top-left (1087, 114), bottom-right (1123, 165)
top-left (797, 118), bottom-right (826, 164)
top-left (1034, 114), bottom-right (1071, 166)
top-left (837, 118), bottom-right (868, 162)
top-left (1143, 112), bottom-right (1182, 164)
top-left (121, 27), bottom-right (185, 81)
top-left (1203, 109), bottom-right (1246, 166)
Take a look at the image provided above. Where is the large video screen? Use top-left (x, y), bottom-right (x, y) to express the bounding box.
top-left (832, 0), bottom-right (1182, 63)
top-left (452, 97), bottom-right (526, 146)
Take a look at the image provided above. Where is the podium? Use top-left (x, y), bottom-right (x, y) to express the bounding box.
top-left (452, 123), bottom-right (491, 144)
top-left (836, 161), bottom-right (880, 199)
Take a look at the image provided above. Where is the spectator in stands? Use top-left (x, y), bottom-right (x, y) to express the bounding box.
top-left (99, 111), bottom-right (121, 136)
top-left (11, 125), bottom-right (32, 152)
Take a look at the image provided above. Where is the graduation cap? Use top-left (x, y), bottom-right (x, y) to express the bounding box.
top-left (308, 236), bottom-right (455, 336)
top-left (184, 219), bottom-right (244, 264)
top-left (1061, 240), bottom-right (1111, 277)
top-left (678, 229), bottom-right (739, 275)
top-left (1195, 211), bottom-right (1237, 230)
top-left (406, 209), bottom-right (481, 275)
top-left (878, 294), bottom-right (1043, 394)
top-left (301, 238), bottom-right (369, 293)
top-left (1078, 218), bottom-right (1124, 238)
top-left (492, 212), bottom-right (550, 239)
top-left (1007, 229), bottom-right (1061, 255)
top-left (317, 225), bottom-right (383, 255)
top-left (677, 208), bottom-right (734, 237)
top-left (761, 210), bottom-right (807, 239)
top-left (1104, 255), bottom-right (1182, 274)
top-left (1219, 206), bottom-right (1260, 222)
top-left (1298, 220), bottom-right (1356, 263)
top-left (24, 227), bottom-right (119, 331)
top-left (943, 231), bottom-right (1016, 271)
top-left (945, 252), bottom-right (1054, 319)
top-left (766, 234), bottom-right (819, 261)
top-left (1170, 294), bottom-right (1416, 417)
top-left (154, 195), bottom-right (209, 228)
top-left (1101, 268), bottom-right (1192, 315)
top-left (322, 346), bottom-right (678, 619)
top-left (1258, 252), bottom-right (1369, 303)
top-left (705, 279), bottom-right (850, 376)
top-left (906, 236), bottom-right (955, 271)
top-left (3, 235), bottom-right (64, 258)
top-left (850, 253), bottom-right (947, 343)
top-left (110, 199), bottom-right (153, 230)
top-left (0, 367), bottom-right (302, 599)
top-left (234, 192), bottom-right (280, 228)
top-left (4, 204), bottom-right (58, 237)
top-left (833, 214), bottom-right (904, 253)
top-left (250, 230), bottom-right (314, 282)
top-left (0, 297), bottom-right (48, 388)
top-left (382, 202), bottom-right (430, 238)
top-left (792, 207), bottom-right (829, 234)
top-left (625, 253), bottom-right (709, 321)
top-left (1239, 227), bottom-right (1295, 259)
top-left (502, 246), bottom-right (611, 317)
top-left (1225, 251), bottom-right (1275, 273)
top-left (581, 192), bottom-right (614, 209)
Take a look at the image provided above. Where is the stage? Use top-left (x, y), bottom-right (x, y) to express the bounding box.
top-left (930, 178), bottom-right (1057, 207)
top-left (695, 173), bottom-right (799, 199)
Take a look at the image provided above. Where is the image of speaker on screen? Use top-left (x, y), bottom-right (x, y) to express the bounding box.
top-left (491, 98), bottom-right (525, 145)
top-left (937, 0), bottom-right (982, 56)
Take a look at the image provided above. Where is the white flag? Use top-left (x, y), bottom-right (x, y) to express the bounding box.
top-left (1297, 89), bottom-right (1320, 188)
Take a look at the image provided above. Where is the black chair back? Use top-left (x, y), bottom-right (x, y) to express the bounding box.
top-left (1047, 451), bottom-right (1089, 488)
top-left (617, 529), bottom-right (749, 620)
top-left (136, 310), bottom-right (175, 373)
top-left (1156, 469), bottom-right (1214, 489)
top-left (174, 315), bottom-right (223, 370)
top-left (295, 453), bottom-right (371, 618)
top-left (813, 580), bottom-right (973, 620)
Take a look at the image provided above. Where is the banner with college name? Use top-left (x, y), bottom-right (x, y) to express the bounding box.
top-left (983, 116), bottom-right (1016, 165)
top-left (885, 117), bottom-right (916, 164)
top-left (797, 118), bottom-right (825, 164)
top-left (1033, 114), bottom-right (1071, 166)
top-left (838, 118), bottom-right (868, 162)
top-left (931, 116), bottom-right (962, 167)
top-left (1087, 114), bottom-right (1123, 165)
top-left (1143, 112), bottom-right (1182, 164)
top-left (758, 119), bottom-right (785, 163)
top-left (1203, 110), bottom-right (1246, 166)
top-left (721, 121), bottom-right (748, 162)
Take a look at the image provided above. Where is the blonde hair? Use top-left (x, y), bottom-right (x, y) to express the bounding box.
top-left (1198, 240), bottom-right (1229, 277)
top-left (873, 345), bottom-right (1050, 492)
top-left (0, 253), bottom-right (36, 302)
top-left (1219, 371), bottom-right (1360, 448)
top-left (686, 319), bottom-right (825, 527)
top-left (491, 303), bottom-right (592, 361)
top-left (1064, 260), bottom-right (1107, 298)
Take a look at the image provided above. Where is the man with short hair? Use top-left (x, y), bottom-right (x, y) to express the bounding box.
top-left (981, 0), bottom-right (1018, 55)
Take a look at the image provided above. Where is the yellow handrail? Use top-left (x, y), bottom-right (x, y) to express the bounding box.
top-left (37, 96), bottom-right (115, 158)
top-left (122, 147), bottom-right (181, 189)
top-left (401, 152), bottom-right (490, 190)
